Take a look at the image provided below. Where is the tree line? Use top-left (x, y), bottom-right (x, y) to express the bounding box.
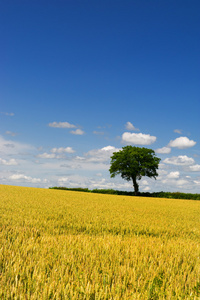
top-left (49, 187), bottom-right (200, 201)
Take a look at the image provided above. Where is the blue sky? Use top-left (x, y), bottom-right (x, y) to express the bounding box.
top-left (1, 0), bottom-right (200, 193)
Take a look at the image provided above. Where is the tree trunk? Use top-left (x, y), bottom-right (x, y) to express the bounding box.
top-left (132, 176), bottom-right (139, 196)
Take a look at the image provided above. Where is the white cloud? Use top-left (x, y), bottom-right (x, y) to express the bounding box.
top-left (35, 146), bottom-right (119, 172)
top-left (37, 147), bottom-right (75, 159)
top-left (88, 177), bottom-right (133, 190)
top-left (176, 179), bottom-right (189, 186)
top-left (168, 137), bottom-right (196, 149)
top-left (58, 177), bottom-right (69, 184)
top-left (48, 121), bottom-right (76, 128)
top-left (51, 147), bottom-right (75, 154)
top-left (85, 146), bottom-right (120, 163)
top-left (75, 156), bottom-right (86, 161)
top-left (163, 155), bottom-right (195, 165)
top-left (167, 171), bottom-right (180, 179)
top-left (122, 132), bottom-right (156, 145)
top-left (189, 164), bottom-right (200, 172)
top-left (102, 146), bottom-right (117, 151)
top-left (156, 147), bottom-right (171, 154)
top-left (125, 122), bottom-right (139, 131)
top-left (57, 175), bottom-right (90, 188)
top-left (158, 169), bottom-right (168, 176)
top-left (70, 129), bottom-right (85, 135)
top-left (141, 180), bottom-right (149, 186)
top-left (174, 129), bottom-right (182, 134)
top-left (143, 186), bottom-right (150, 191)
top-left (0, 158), bottom-right (18, 165)
top-left (37, 153), bottom-right (56, 159)
top-left (159, 175), bottom-right (198, 192)
top-left (9, 174), bottom-right (41, 183)
top-left (194, 180), bottom-right (200, 185)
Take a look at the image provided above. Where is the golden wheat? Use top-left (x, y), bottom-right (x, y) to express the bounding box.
top-left (0, 185), bottom-right (200, 299)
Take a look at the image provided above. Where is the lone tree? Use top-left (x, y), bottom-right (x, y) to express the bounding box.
top-left (109, 146), bottom-right (161, 196)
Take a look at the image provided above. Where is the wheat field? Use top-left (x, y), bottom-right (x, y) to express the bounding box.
top-left (0, 185), bottom-right (200, 299)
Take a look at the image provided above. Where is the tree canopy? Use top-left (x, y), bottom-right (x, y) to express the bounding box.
top-left (109, 146), bottom-right (161, 195)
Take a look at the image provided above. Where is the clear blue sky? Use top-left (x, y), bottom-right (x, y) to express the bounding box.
top-left (1, 0), bottom-right (200, 192)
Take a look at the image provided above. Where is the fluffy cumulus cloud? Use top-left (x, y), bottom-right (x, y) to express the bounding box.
top-left (168, 137), bottom-right (196, 149)
top-left (157, 169), bottom-right (168, 177)
top-left (58, 146), bottom-right (120, 170)
top-left (189, 164), bottom-right (200, 172)
top-left (125, 122), bottom-right (139, 131)
top-left (0, 158), bottom-right (18, 165)
top-left (176, 179), bottom-right (189, 186)
top-left (35, 145), bottom-right (120, 174)
top-left (167, 171), bottom-right (180, 179)
top-left (88, 177), bottom-right (133, 190)
top-left (48, 121), bottom-right (76, 128)
top-left (37, 146), bottom-right (75, 159)
top-left (57, 174), bottom-right (91, 188)
top-left (144, 186), bottom-right (151, 191)
top-left (37, 153), bottom-right (56, 159)
top-left (156, 147), bottom-right (171, 154)
top-left (141, 180), bottom-right (149, 186)
top-left (48, 121), bottom-right (85, 135)
top-left (58, 177), bottom-right (69, 184)
top-left (51, 147), bottom-right (75, 154)
top-left (122, 132), bottom-right (156, 145)
top-left (159, 174), bottom-right (200, 192)
top-left (9, 174), bottom-right (41, 183)
top-left (163, 155), bottom-right (194, 165)
top-left (85, 146), bottom-right (120, 163)
top-left (70, 129), bottom-right (85, 135)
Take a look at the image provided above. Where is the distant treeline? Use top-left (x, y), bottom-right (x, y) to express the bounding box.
top-left (49, 187), bottom-right (200, 200)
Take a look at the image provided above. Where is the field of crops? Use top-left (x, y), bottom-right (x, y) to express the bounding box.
top-left (0, 185), bottom-right (200, 299)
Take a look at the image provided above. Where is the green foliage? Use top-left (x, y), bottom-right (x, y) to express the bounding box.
top-left (50, 187), bottom-right (200, 200)
top-left (109, 146), bottom-right (161, 195)
top-left (49, 187), bottom-right (90, 193)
